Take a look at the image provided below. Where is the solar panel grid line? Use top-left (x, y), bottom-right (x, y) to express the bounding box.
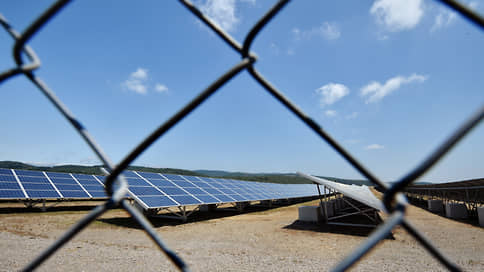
top-left (197, 177), bottom-right (238, 202)
top-left (177, 175), bottom-right (220, 204)
top-left (69, 173), bottom-right (93, 198)
top-left (181, 176), bottom-right (224, 204)
top-left (41, 171), bottom-right (64, 198)
top-left (92, 175), bottom-right (107, 186)
top-left (213, 178), bottom-right (249, 201)
top-left (158, 174), bottom-right (204, 206)
top-left (10, 168), bottom-right (28, 198)
top-left (133, 171), bottom-right (181, 208)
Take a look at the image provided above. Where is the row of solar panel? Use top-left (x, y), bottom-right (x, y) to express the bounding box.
top-left (0, 168), bottom-right (318, 208)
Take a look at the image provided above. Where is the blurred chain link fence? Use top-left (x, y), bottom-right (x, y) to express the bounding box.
top-left (1, 0), bottom-right (483, 271)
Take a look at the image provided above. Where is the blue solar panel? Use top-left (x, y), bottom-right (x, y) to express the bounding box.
top-left (228, 194), bottom-right (248, 201)
top-left (192, 182), bottom-right (214, 189)
top-left (168, 180), bottom-right (194, 187)
top-left (181, 175), bottom-right (201, 182)
top-left (193, 194), bottom-right (220, 203)
top-left (170, 195), bottom-right (201, 205)
top-left (121, 171), bottom-right (140, 178)
top-left (14, 170), bottom-right (45, 177)
top-left (129, 186), bottom-right (164, 196)
top-left (22, 183), bottom-right (56, 190)
top-left (0, 174), bottom-right (17, 182)
top-left (0, 169), bottom-right (319, 207)
top-left (55, 184), bottom-right (83, 191)
top-left (182, 187), bottom-right (206, 195)
top-left (0, 190), bottom-right (25, 198)
top-left (160, 174), bottom-right (184, 180)
top-left (0, 168), bottom-right (13, 175)
top-left (17, 176), bottom-right (50, 183)
top-left (212, 194), bottom-right (235, 202)
top-left (125, 178), bottom-right (152, 186)
top-left (138, 196), bottom-right (178, 207)
top-left (202, 188), bottom-right (224, 195)
top-left (145, 178), bottom-right (173, 187)
top-left (45, 172), bottom-right (72, 179)
top-left (0, 182), bottom-right (21, 190)
top-left (158, 187), bottom-right (186, 195)
top-left (81, 184), bottom-right (104, 191)
top-left (218, 188), bottom-right (237, 194)
top-left (72, 174), bottom-right (98, 181)
top-left (197, 177), bottom-right (215, 183)
top-left (89, 191), bottom-right (107, 198)
top-left (50, 177), bottom-right (79, 185)
top-left (61, 191), bottom-right (90, 198)
top-left (76, 178), bottom-right (101, 186)
top-left (137, 172), bottom-right (164, 179)
top-left (26, 190), bottom-right (61, 198)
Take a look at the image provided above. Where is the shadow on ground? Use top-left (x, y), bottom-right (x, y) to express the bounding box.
top-left (97, 203), bottom-right (304, 229)
top-left (0, 204), bottom-right (99, 214)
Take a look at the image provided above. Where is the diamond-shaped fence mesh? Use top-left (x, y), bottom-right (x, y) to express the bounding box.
top-left (1, 0), bottom-right (483, 271)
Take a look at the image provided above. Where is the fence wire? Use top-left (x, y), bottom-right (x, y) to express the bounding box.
top-left (1, 0), bottom-right (483, 271)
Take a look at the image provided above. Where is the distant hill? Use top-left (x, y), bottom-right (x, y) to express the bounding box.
top-left (0, 161), bottom-right (369, 185)
top-left (0, 161), bottom-right (201, 176)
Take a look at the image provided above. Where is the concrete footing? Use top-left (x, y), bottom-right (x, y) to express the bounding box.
top-left (478, 207), bottom-right (484, 227)
top-left (298, 206), bottom-right (321, 222)
top-left (445, 203), bottom-right (468, 219)
top-left (428, 200), bottom-right (443, 213)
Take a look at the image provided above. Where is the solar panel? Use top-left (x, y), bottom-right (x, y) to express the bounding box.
top-left (0, 168), bottom-right (319, 208)
top-left (298, 173), bottom-right (384, 211)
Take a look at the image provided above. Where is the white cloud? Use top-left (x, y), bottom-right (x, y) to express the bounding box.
top-left (365, 144), bottom-right (384, 150)
top-left (325, 110), bottom-right (337, 117)
top-left (270, 43), bottom-right (280, 55)
top-left (131, 68), bottom-right (148, 80)
top-left (122, 76), bottom-right (148, 95)
top-left (469, 1), bottom-right (479, 10)
top-left (431, 8), bottom-right (456, 32)
top-left (293, 22), bottom-right (341, 41)
top-left (155, 83), bottom-right (168, 93)
top-left (431, 1), bottom-right (479, 32)
top-left (346, 112), bottom-right (359, 119)
top-left (370, 0), bottom-right (424, 32)
top-left (122, 68), bottom-right (168, 95)
top-left (319, 22), bottom-right (341, 40)
top-left (121, 68), bottom-right (149, 94)
top-left (360, 73), bottom-right (427, 103)
top-left (315, 83), bottom-right (350, 107)
top-left (200, 0), bottom-right (239, 32)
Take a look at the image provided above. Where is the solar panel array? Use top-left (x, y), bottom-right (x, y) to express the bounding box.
top-left (0, 168), bottom-right (318, 208)
top-left (0, 168), bottom-right (107, 199)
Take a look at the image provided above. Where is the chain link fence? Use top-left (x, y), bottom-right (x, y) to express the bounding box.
top-left (1, 0), bottom-right (483, 271)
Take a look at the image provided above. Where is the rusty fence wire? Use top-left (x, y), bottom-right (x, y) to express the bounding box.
top-left (1, 0), bottom-right (483, 271)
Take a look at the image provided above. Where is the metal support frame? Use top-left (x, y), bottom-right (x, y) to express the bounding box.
top-left (145, 205), bottom-right (201, 222)
top-left (21, 199), bottom-right (62, 211)
top-left (314, 183), bottom-right (380, 227)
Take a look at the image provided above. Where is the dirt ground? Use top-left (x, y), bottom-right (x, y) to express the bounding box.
top-left (0, 200), bottom-right (482, 271)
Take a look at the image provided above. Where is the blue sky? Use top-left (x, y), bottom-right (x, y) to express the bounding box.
top-left (1, 0), bottom-right (483, 183)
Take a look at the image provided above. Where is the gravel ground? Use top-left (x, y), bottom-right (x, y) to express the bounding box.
top-left (0, 200), bottom-right (482, 271)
